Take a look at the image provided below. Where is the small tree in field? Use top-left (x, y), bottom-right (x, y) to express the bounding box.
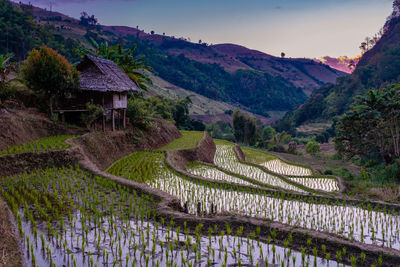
top-left (306, 141), bottom-right (320, 155)
top-left (22, 45), bottom-right (79, 115)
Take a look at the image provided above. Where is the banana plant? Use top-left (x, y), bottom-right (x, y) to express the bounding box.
top-left (0, 53), bottom-right (14, 83)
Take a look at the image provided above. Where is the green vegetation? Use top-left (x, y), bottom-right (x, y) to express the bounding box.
top-left (241, 147), bottom-right (277, 164)
top-left (214, 142), bottom-right (307, 192)
top-left (22, 46), bottom-right (80, 115)
top-left (1, 166), bottom-right (361, 266)
top-left (187, 161), bottom-right (262, 188)
top-left (120, 36), bottom-right (307, 116)
top-left (107, 147), bottom-right (400, 255)
top-left (0, 53), bottom-right (15, 103)
top-left (76, 39), bottom-right (152, 91)
top-left (305, 141), bottom-right (321, 155)
top-left (0, 135), bottom-right (76, 156)
top-left (107, 151), bottom-right (162, 183)
top-left (0, 0), bottom-right (82, 62)
top-left (127, 95), bottom-right (205, 132)
top-left (158, 131), bottom-right (205, 151)
top-left (336, 84), bottom-right (400, 162)
top-left (279, 4), bottom-right (400, 130)
top-left (241, 146), bottom-right (340, 192)
top-left (80, 103), bottom-right (104, 130)
top-left (232, 109), bottom-right (259, 146)
top-left (335, 84), bottom-right (400, 183)
top-left (206, 120), bottom-right (235, 142)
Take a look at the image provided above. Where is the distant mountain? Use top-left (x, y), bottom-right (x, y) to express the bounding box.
top-left (6, 1), bottom-right (345, 118)
top-left (314, 56), bottom-right (361, 74)
top-left (278, 4), bottom-right (400, 131)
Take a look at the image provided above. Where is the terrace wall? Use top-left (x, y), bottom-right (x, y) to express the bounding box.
top-left (165, 132), bottom-right (216, 171)
top-left (0, 108), bottom-right (79, 150)
top-left (0, 118), bottom-right (181, 177)
top-left (68, 118), bottom-right (181, 171)
top-left (0, 148), bottom-right (81, 177)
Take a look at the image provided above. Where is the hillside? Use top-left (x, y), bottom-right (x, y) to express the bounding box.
top-left (12, 2), bottom-right (346, 117)
top-left (278, 9), bottom-right (400, 130)
top-left (145, 71), bottom-right (274, 125)
top-left (314, 56), bottom-right (361, 74)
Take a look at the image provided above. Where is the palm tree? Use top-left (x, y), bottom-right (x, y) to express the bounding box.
top-left (365, 37), bottom-right (371, 50)
top-left (76, 38), bottom-right (153, 91)
top-left (359, 42), bottom-right (367, 54)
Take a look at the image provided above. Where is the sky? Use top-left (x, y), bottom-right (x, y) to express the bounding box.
top-left (16, 0), bottom-right (394, 58)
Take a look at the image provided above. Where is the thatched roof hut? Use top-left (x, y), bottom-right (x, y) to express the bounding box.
top-left (58, 55), bottom-right (144, 131)
top-left (77, 55), bottom-right (142, 93)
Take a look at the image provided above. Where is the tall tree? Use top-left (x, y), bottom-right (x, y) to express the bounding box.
top-left (232, 109), bottom-right (259, 145)
top-left (23, 46), bottom-right (80, 115)
top-left (335, 84), bottom-right (400, 162)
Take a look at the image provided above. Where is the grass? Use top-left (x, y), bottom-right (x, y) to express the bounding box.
top-left (241, 147), bottom-right (277, 164)
top-left (0, 135), bottom-right (76, 156)
top-left (158, 131), bottom-right (205, 151)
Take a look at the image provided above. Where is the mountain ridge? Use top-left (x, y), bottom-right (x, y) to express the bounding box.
top-left (277, 11), bottom-right (400, 132)
top-left (7, 1), bottom-right (345, 118)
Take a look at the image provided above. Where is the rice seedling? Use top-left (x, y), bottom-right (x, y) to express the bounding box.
top-left (108, 151), bottom-right (400, 250)
top-left (0, 135), bottom-right (76, 156)
top-left (287, 176), bottom-right (339, 192)
top-left (186, 162), bottom-right (262, 188)
top-left (262, 159), bottom-right (313, 176)
top-left (213, 142), bottom-right (306, 192)
top-left (0, 166), bottom-right (354, 266)
top-left (238, 143), bottom-right (339, 192)
top-left (157, 131), bottom-right (205, 151)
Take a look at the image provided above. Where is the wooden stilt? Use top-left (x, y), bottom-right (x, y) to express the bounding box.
top-left (112, 109), bottom-right (115, 131)
top-left (123, 109), bottom-right (126, 128)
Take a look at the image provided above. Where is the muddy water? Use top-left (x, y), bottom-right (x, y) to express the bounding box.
top-left (214, 145), bottom-right (305, 193)
top-left (21, 210), bottom-right (347, 267)
top-left (149, 166), bottom-right (400, 250)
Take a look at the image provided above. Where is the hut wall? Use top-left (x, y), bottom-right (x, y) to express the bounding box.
top-left (113, 93), bottom-right (127, 109)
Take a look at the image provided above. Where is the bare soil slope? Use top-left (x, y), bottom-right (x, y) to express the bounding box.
top-left (0, 108), bottom-right (78, 150)
top-left (70, 119), bottom-right (181, 171)
top-left (0, 198), bottom-right (24, 267)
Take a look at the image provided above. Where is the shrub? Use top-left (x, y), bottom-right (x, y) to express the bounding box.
top-left (305, 141), bottom-right (320, 155)
top-left (22, 45), bottom-right (79, 115)
top-left (0, 83), bottom-right (15, 103)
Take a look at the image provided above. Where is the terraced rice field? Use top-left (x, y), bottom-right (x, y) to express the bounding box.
top-left (288, 176), bottom-right (339, 192)
top-left (1, 166), bottom-right (353, 267)
top-left (242, 146), bottom-right (339, 192)
top-left (157, 131), bottom-right (205, 151)
top-left (0, 132), bottom-right (397, 266)
top-left (108, 151), bottom-right (400, 252)
top-left (213, 142), bottom-right (306, 193)
top-left (187, 162), bottom-right (259, 188)
top-left (0, 135), bottom-right (76, 156)
top-left (262, 159), bottom-right (312, 176)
